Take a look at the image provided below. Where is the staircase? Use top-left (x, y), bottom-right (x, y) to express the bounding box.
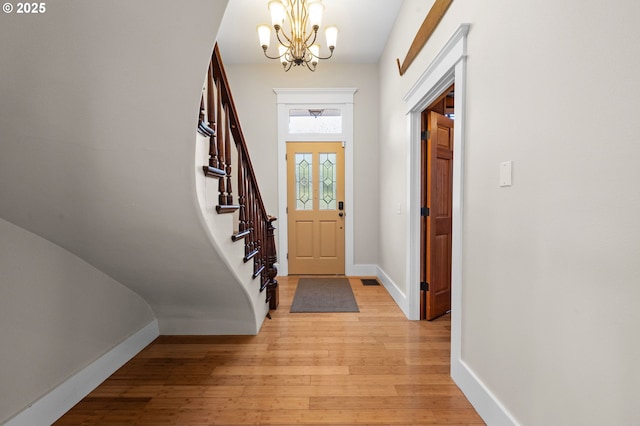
top-left (198, 45), bottom-right (279, 311)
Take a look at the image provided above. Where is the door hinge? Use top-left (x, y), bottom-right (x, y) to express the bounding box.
top-left (420, 281), bottom-right (429, 291)
top-left (286, 207), bottom-right (288, 214)
top-left (421, 207), bottom-right (430, 217)
top-left (286, 252), bottom-right (288, 260)
top-left (421, 130), bottom-right (430, 141)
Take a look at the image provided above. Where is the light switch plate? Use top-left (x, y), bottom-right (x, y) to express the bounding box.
top-left (500, 161), bottom-right (512, 187)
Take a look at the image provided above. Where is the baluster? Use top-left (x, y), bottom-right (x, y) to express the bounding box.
top-left (246, 185), bottom-right (254, 259)
top-left (224, 104), bottom-right (233, 205)
top-left (199, 94), bottom-right (205, 124)
top-left (266, 217), bottom-right (279, 308)
top-left (262, 217), bottom-right (269, 276)
top-left (255, 210), bottom-right (263, 274)
top-left (250, 189), bottom-right (257, 258)
top-left (217, 97), bottom-right (227, 206)
top-left (237, 150), bottom-right (247, 233)
top-left (207, 62), bottom-right (219, 169)
top-left (262, 231), bottom-right (267, 279)
top-left (216, 81), bottom-right (224, 170)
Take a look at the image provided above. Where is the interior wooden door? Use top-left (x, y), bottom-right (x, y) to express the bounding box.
top-left (421, 111), bottom-right (454, 320)
top-left (287, 142), bottom-right (345, 275)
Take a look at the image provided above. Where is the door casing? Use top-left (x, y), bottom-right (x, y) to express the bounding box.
top-left (274, 89), bottom-right (357, 276)
top-left (404, 24), bottom-right (468, 385)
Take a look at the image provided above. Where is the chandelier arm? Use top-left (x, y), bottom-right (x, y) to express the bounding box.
top-left (300, 5), bottom-right (309, 39)
top-left (312, 46), bottom-right (335, 61)
top-left (294, 0), bottom-right (308, 29)
top-left (262, 48), bottom-right (288, 60)
top-left (282, 1), bottom-right (297, 42)
top-left (304, 27), bottom-right (318, 46)
top-left (305, 60), bottom-right (317, 72)
top-left (284, 0), bottom-right (294, 23)
top-left (275, 28), bottom-right (293, 48)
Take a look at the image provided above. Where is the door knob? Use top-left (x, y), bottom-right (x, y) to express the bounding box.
top-left (339, 212), bottom-right (344, 217)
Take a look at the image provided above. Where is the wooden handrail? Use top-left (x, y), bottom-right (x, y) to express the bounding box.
top-left (210, 46), bottom-right (270, 222)
top-left (199, 44), bottom-right (278, 310)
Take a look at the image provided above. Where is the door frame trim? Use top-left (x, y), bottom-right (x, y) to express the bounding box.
top-left (405, 24), bottom-right (469, 325)
top-left (404, 23), bottom-right (516, 426)
top-left (274, 88), bottom-right (357, 276)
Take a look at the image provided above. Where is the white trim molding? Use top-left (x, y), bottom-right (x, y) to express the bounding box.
top-left (273, 88), bottom-right (357, 276)
top-left (403, 23), bottom-right (516, 426)
top-left (404, 24), bottom-right (470, 323)
top-left (376, 266), bottom-right (410, 316)
top-left (5, 320), bottom-right (159, 426)
top-left (273, 88), bottom-right (357, 105)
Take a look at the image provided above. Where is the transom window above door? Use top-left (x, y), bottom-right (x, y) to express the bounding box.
top-left (288, 108), bottom-right (342, 134)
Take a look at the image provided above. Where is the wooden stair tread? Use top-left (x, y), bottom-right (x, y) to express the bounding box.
top-left (216, 205), bottom-right (240, 214)
top-left (231, 229), bottom-right (252, 241)
top-left (203, 165), bottom-right (225, 179)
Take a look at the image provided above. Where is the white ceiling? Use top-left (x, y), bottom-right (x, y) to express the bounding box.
top-left (216, 0), bottom-right (404, 64)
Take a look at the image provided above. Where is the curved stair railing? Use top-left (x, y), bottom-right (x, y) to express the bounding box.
top-left (198, 44), bottom-right (278, 311)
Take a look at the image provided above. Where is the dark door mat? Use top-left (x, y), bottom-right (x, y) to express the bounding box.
top-left (361, 279), bottom-right (380, 286)
top-left (290, 278), bottom-right (359, 313)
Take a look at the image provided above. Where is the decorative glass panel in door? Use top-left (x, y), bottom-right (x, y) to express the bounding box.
top-left (319, 153), bottom-right (337, 210)
top-left (294, 153), bottom-right (313, 210)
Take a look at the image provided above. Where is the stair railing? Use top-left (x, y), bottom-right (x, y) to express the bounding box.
top-left (198, 44), bottom-right (278, 310)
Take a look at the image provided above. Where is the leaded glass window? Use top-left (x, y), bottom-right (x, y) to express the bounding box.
top-left (295, 153), bottom-right (313, 210)
top-left (319, 153), bottom-right (337, 210)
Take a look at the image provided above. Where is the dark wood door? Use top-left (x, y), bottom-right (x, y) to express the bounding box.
top-left (421, 111), bottom-right (453, 320)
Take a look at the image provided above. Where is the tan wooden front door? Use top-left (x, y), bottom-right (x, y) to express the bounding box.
top-left (287, 142), bottom-right (345, 275)
top-left (421, 111), bottom-right (454, 320)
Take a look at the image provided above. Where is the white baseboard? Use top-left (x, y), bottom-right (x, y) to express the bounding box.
top-left (5, 320), bottom-right (159, 426)
top-left (348, 263), bottom-right (377, 276)
top-left (375, 266), bottom-right (410, 319)
top-left (374, 264), bottom-right (516, 426)
top-left (452, 357), bottom-right (519, 426)
top-left (158, 318), bottom-right (258, 335)
top-left (9, 272), bottom-right (514, 426)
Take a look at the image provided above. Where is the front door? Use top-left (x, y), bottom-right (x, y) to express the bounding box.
top-left (287, 142), bottom-right (345, 275)
top-left (421, 111), bottom-right (454, 320)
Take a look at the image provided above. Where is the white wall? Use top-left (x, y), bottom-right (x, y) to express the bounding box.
top-left (380, 0), bottom-right (640, 424)
top-left (0, 218), bottom-right (154, 424)
top-left (194, 131), bottom-right (268, 332)
top-left (222, 62), bottom-right (380, 266)
top-left (0, 0), bottom-right (270, 335)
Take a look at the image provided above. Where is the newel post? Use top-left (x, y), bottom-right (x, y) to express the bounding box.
top-left (266, 216), bottom-right (279, 310)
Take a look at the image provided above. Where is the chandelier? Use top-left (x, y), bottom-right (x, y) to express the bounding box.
top-left (257, 0), bottom-right (338, 71)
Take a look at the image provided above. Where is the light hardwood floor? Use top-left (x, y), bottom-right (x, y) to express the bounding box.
top-left (56, 276), bottom-right (484, 425)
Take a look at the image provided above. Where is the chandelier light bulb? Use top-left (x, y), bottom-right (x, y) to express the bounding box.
top-left (257, 25), bottom-right (271, 49)
top-left (308, 1), bottom-right (324, 29)
top-left (268, 0), bottom-right (285, 28)
top-left (325, 25), bottom-right (338, 49)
